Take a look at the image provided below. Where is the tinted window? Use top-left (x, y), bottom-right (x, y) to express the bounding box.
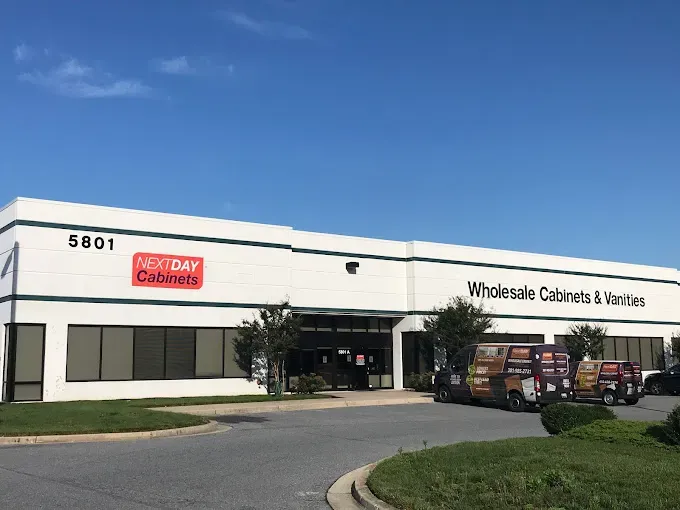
top-left (66, 326), bottom-right (101, 381)
top-left (133, 327), bottom-right (165, 380)
top-left (224, 329), bottom-right (249, 377)
top-left (165, 328), bottom-right (195, 379)
top-left (196, 329), bottom-right (224, 377)
top-left (101, 327), bottom-right (133, 380)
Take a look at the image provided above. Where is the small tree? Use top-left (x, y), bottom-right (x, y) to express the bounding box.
top-left (672, 333), bottom-right (680, 364)
top-left (421, 296), bottom-right (495, 362)
top-left (564, 323), bottom-right (608, 362)
top-left (234, 300), bottom-right (302, 397)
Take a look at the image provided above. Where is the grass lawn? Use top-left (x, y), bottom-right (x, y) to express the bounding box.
top-left (0, 393), bottom-right (328, 436)
top-left (0, 401), bottom-right (208, 436)
top-left (368, 436), bottom-right (680, 510)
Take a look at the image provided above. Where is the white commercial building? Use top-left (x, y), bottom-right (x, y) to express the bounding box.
top-left (1, 198), bottom-right (678, 402)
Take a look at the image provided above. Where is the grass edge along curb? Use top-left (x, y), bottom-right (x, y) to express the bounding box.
top-left (125, 393), bottom-right (330, 408)
top-left (0, 420), bottom-right (219, 445)
top-left (367, 437), bottom-right (680, 510)
top-left (351, 462), bottom-right (399, 510)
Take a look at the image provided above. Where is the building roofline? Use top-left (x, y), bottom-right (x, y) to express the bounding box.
top-left (8, 196), bottom-right (680, 274)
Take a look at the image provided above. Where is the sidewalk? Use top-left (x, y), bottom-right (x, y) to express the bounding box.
top-left (156, 390), bottom-right (434, 416)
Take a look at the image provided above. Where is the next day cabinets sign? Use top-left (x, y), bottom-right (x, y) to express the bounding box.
top-left (132, 252), bottom-right (204, 289)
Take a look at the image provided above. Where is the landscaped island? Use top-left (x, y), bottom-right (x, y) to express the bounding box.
top-left (368, 404), bottom-right (680, 510)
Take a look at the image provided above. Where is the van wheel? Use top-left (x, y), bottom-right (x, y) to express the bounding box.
top-left (508, 392), bottom-right (525, 412)
top-left (602, 390), bottom-right (618, 406)
top-left (437, 385), bottom-right (453, 404)
top-left (624, 398), bottom-right (639, 405)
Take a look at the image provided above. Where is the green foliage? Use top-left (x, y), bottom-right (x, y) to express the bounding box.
top-left (563, 323), bottom-right (608, 362)
top-left (405, 372), bottom-right (435, 392)
top-left (234, 300), bottom-right (302, 396)
top-left (294, 373), bottom-right (326, 394)
top-left (421, 296), bottom-right (495, 361)
top-left (664, 404), bottom-right (680, 446)
top-left (563, 419), bottom-right (678, 450)
top-left (540, 403), bottom-right (616, 435)
top-left (367, 437), bottom-right (680, 510)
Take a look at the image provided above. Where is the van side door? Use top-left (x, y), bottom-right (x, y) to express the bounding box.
top-left (448, 346), bottom-right (475, 399)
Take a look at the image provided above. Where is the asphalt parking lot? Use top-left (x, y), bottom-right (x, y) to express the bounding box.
top-left (0, 396), bottom-right (677, 510)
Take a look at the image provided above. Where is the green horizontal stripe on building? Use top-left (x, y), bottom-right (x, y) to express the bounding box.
top-left (0, 220), bottom-right (17, 236)
top-left (2, 220), bottom-right (679, 285)
top-left (1, 294), bottom-right (678, 325)
top-left (408, 310), bottom-right (680, 326)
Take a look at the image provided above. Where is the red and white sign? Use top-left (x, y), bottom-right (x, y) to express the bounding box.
top-left (356, 354), bottom-right (365, 366)
top-left (132, 252), bottom-right (204, 289)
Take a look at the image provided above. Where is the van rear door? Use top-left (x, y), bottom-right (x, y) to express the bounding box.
top-left (623, 362), bottom-right (644, 397)
top-left (534, 345), bottom-right (571, 402)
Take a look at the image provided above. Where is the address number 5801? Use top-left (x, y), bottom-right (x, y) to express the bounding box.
top-left (68, 234), bottom-right (114, 250)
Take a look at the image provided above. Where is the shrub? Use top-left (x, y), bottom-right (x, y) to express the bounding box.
top-left (295, 373), bottom-right (326, 394)
top-left (405, 372), bottom-right (435, 392)
top-left (540, 403), bottom-right (616, 435)
top-left (664, 404), bottom-right (680, 446)
top-left (563, 419), bottom-right (678, 450)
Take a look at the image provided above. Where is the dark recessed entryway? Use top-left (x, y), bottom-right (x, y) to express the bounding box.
top-left (285, 315), bottom-right (400, 391)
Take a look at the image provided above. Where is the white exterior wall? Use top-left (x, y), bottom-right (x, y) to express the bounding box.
top-left (0, 200), bottom-right (18, 400)
top-left (291, 230), bottom-right (407, 314)
top-left (1, 197), bottom-right (678, 401)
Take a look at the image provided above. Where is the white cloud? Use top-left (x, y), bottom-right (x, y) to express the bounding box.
top-left (53, 58), bottom-right (92, 79)
top-left (151, 55), bottom-right (234, 78)
top-left (13, 43), bottom-right (33, 62)
top-left (218, 10), bottom-right (312, 40)
top-left (153, 56), bottom-right (196, 75)
top-left (18, 54), bottom-right (152, 99)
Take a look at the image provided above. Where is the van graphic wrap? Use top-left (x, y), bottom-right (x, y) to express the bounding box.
top-left (572, 360), bottom-right (644, 403)
top-left (470, 345), bottom-right (507, 397)
top-left (434, 343), bottom-right (572, 408)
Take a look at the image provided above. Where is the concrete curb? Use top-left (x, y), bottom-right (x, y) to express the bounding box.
top-left (328, 462), bottom-right (398, 510)
top-left (0, 420), bottom-right (221, 445)
top-left (159, 396), bottom-right (434, 416)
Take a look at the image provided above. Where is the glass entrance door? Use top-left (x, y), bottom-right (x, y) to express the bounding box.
top-left (354, 349), bottom-right (369, 390)
top-left (367, 348), bottom-right (381, 389)
top-left (336, 347), bottom-right (353, 389)
top-left (316, 348), bottom-right (333, 389)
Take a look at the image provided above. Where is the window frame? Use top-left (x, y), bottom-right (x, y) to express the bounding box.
top-left (3, 323), bottom-right (47, 402)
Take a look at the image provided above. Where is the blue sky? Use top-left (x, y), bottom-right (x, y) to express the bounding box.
top-left (1, 1), bottom-right (678, 268)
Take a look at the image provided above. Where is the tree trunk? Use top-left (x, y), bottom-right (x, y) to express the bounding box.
top-left (272, 357), bottom-right (283, 397)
